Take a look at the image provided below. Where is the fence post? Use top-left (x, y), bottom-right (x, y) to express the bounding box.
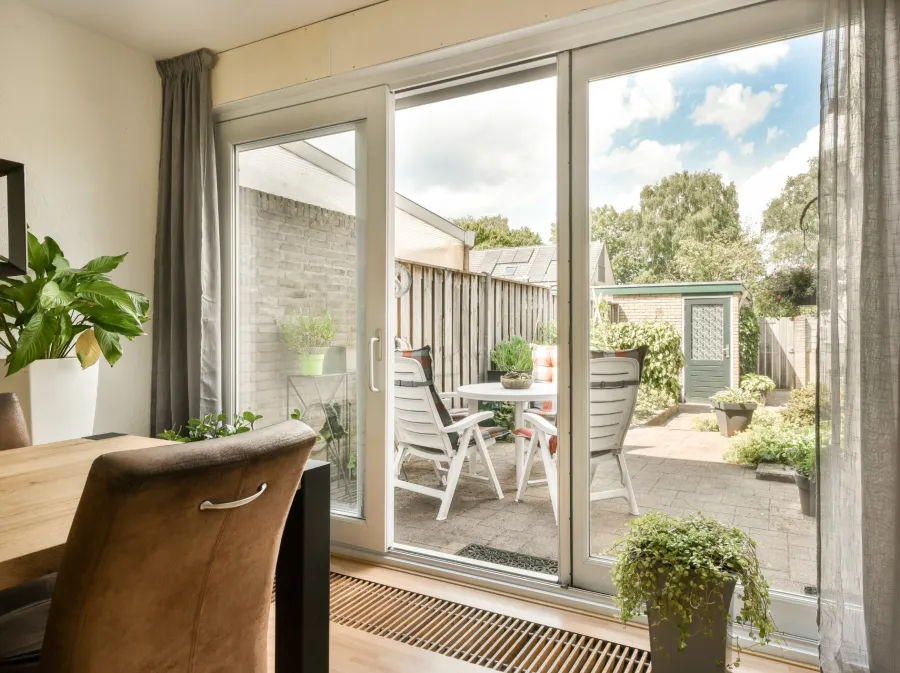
top-left (482, 273), bottom-right (492, 381)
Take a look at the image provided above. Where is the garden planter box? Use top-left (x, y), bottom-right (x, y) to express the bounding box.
top-left (712, 401), bottom-right (757, 437)
top-left (794, 472), bottom-right (817, 517)
top-left (648, 578), bottom-right (736, 673)
top-left (0, 358), bottom-right (98, 444)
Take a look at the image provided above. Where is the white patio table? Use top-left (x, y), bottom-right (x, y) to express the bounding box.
top-left (455, 381), bottom-right (557, 485)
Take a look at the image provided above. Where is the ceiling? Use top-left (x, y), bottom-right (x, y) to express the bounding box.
top-left (25, 0), bottom-right (384, 59)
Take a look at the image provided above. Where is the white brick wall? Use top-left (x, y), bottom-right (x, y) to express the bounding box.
top-left (610, 294), bottom-right (683, 337)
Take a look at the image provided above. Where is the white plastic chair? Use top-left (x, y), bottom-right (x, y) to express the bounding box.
top-left (515, 356), bottom-right (641, 523)
top-left (394, 356), bottom-right (504, 521)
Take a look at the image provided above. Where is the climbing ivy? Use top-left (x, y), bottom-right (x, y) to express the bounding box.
top-left (739, 305), bottom-right (760, 377)
top-left (591, 319), bottom-right (684, 399)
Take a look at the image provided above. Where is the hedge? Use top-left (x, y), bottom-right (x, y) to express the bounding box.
top-left (591, 319), bottom-right (684, 399)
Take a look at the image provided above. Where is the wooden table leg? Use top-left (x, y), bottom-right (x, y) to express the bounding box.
top-left (276, 460), bottom-right (331, 673)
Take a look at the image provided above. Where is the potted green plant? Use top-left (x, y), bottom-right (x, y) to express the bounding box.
top-left (791, 442), bottom-right (816, 517)
top-left (278, 312), bottom-right (335, 376)
top-left (0, 233), bottom-right (149, 444)
top-left (710, 387), bottom-right (759, 437)
top-left (739, 373), bottom-right (777, 406)
top-left (490, 336), bottom-right (533, 389)
top-left (769, 264), bottom-right (816, 307)
top-left (612, 512), bottom-right (775, 673)
top-left (158, 410), bottom-right (264, 442)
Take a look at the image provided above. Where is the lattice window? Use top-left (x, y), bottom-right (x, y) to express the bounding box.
top-left (691, 304), bottom-right (724, 361)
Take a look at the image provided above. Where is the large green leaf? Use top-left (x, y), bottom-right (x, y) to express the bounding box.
top-left (83, 253), bottom-right (127, 274)
top-left (76, 281), bottom-right (140, 318)
top-left (39, 281), bottom-right (76, 310)
top-left (43, 237), bottom-right (64, 268)
top-left (77, 305), bottom-right (144, 338)
top-left (5, 279), bottom-right (45, 313)
top-left (26, 233), bottom-right (50, 277)
top-left (7, 311), bottom-right (56, 375)
top-left (127, 290), bottom-right (150, 321)
top-left (56, 312), bottom-right (74, 356)
top-left (93, 325), bottom-right (123, 366)
top-left (52, 255), bottom-right (70, 271)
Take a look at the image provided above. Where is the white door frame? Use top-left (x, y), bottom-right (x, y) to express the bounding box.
top-left (568, 0), bottom-right (819, 640)
top-left (215, 86), bottom-right (395, 553)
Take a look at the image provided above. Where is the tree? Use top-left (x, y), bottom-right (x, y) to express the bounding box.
top-left (453, 215), bottom-right (543, 249)
top-left (761, 157), bottom-right (818, 269)
top-left (670, 231), bottom-right (764, 285)
top-left (588, 206), bottom-right (647, 284)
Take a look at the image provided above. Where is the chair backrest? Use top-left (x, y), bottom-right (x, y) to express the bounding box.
top-left (588, 357), bottom-right (640, 455)
top-left (394, 356), bottom-right (456, 455)
top-left (40, 420), bottom-right (317, 673)
top-left (0, 393), bottom-right (29, 451)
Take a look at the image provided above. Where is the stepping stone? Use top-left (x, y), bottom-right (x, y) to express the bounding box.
top-left (755, 463), bottom-right (796, 483)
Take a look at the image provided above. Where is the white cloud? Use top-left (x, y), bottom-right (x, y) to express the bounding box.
top-left (591, 140), bottom-right (684, 211)
top-left (766, 126), bottom-right (787, 143)
top-left (691, 84), bottom-right (785, 138)
top-left (718, 42), bottom-right (790, 73)
top-left (738, 125), bottom-right (819, 230)
top-left (738, 140), bottom-right (755, 156)
top-left (712, 150), bottom-right (734, 183)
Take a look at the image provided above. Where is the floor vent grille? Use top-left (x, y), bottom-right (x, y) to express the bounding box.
top-left (330, 573), bottom-right (652, 672)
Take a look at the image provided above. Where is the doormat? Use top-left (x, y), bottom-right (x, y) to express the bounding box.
top-left (456, 543), bottom-right (558, 575)
top-left (330, 572), bottom-right (651, 672)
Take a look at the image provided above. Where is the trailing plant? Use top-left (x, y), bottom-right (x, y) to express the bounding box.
top-left (534, 320), bottom-right (558, 345)
top-left (633, 386), bottom-right (675, 422)
top-left (693, 413), bottom-right (719, 432)
top-left (591, 319), bottom-right (684, 399)
top-left (0, 232), bottom-right (150, 375)
top-left (490, 335), bottom-right (533, 373)
top-left (724, 416), bottom-right (815, 466)
top-left (710, 387), bottom-right (758, 405)
top-left (611, 512), bottom-right (775, 659)
top-left (319, 402), bottom-right (348, 444)
top-left (278, 312), bottom-right (335, 356)
top-left (739, 374), bottom-right (776, 400)
top-left (782, 382), bottom-right (816, 427)
top-left (738, 306), bottom-right (760, 376)
top-left (158, 410), bottom-right (264, 442)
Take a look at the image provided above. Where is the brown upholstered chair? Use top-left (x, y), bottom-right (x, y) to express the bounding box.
top-left (0, 420), bottom-right (316, 673)
top-left (0, 393), bottom-right (30, 451)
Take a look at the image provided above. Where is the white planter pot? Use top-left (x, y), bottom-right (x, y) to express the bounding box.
top-left (0, 358), bottom-right (99, 445)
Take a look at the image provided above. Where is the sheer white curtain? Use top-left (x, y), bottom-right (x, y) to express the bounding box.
top-left (819, 1), bottom-right (900, 671)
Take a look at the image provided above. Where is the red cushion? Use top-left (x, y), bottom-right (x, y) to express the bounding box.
top-left (513, 427), bottom-right (558, 455)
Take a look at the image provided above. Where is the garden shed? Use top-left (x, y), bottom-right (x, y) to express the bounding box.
top-left (595, 281), bottom-right (749, 403)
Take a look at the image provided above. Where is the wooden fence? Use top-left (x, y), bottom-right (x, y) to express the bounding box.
top-left (757, 317), bottom-right (817, 389)
top-left (396, 260), bottom-right (557, 394)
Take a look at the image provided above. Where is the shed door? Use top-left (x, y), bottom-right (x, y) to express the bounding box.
top-left (684, 297), bottom-right (731, 402)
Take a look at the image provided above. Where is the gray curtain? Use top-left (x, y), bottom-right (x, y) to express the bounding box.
top-left (819, 1), bottom-right (900, 671)
top-left (151, 49), bottom-right (221, 434)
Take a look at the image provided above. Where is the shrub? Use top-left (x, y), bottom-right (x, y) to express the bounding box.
top-left (159, 410), bottom-right (264, 442)
top-left (693, 413), bottom-right (719, 432)
top-left (278, 313), bottom-right (335, 356)
top-left (740, 373), bottom-right (776, 400)
top-left (724, 417), bottom-right (815, 466)
top-left (534, 320), bottom-right (558, 345)
top-left (782, 382), bottom-right (816, 426)
top-left (634, 386), bottom-right (675, 422)
top-left (710, 387), bottom-right (758, 404)
top-left (611, 512), bottom-right (775, 655)
top-left (491, 335), bottom-right (533, 372)
top-left (792, 442), bottom-right (816, 480)
top-left (739, 306), bottom-right (760, 376)
top-left (591, 319), bottom-right (684, 399)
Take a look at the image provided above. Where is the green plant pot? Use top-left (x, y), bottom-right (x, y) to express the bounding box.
top-left (299, 353), bottom-right (326, 376)
top-left (712, 401), bottom-right (757, 437)
top-left (648, 578), bottom-right (736, 673)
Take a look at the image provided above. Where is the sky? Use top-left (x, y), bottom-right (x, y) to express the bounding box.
top-left (310, 32), bottom-right (821, 243)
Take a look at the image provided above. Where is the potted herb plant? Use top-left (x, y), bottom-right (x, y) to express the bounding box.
top-left (710, 387), bottom-right (759, 437)
top-left (278, 312), bottom-right (335, 376)
top-left (739, 373), bottom-right (777, 406)
top-left (490, 336), bottom-right (533, 389)
top-left (0, 233), bottom-right (149, 444)
top-left (612, 512), bottom-right (775, 673)
top-left (791, 443), bottom-right (816, 517)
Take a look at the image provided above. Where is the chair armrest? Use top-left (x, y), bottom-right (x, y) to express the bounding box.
top-left (522, 412), bottom-right (558, 436)
top-left (441, 411), bottom-right (494, 434)
top-left (438, 392), bottom-right (456, 402)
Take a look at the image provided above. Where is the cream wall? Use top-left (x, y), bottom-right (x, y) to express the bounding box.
top-left (213, 0), bottom-right (617, 105)
top-left (0, 0), bottom-right (161, 436)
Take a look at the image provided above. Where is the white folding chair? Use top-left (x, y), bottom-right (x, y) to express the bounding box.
top-left (394, 356), bottom-right (505, 521)
top-left (515, 356), bottom-right (641, 523)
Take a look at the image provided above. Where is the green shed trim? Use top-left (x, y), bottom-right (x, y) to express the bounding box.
top-left (593, 281), bottom-right (745, 297)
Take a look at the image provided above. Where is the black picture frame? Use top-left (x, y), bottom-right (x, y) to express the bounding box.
top-left (0, 158), bottom-right (27, 277)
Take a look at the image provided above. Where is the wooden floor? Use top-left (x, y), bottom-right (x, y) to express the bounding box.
top-left (269, 556), bottom-right (816, 672)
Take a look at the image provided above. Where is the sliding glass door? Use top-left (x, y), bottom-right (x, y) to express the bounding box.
top-left (568, 2), bottom-right (821, 641)
top-left (216, 87), bottom-right (394, 552)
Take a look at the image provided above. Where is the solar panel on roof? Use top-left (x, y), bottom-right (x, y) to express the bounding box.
top-left (498, 249), bottom-right (516, 264)
top-left (480, 250), bottom-right (502, 274)
top-left (514, 248), bottom-right (533, 263)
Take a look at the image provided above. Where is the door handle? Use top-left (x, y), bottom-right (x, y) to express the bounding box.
top-left (368, 332), bottom-right (381, 393)
top-left (723, 344), bottom-right (731, 359)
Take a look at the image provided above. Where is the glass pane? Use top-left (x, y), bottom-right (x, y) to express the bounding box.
top-left (236, 127), bottom-right (363, 517)
top-left (585, 34), bottom-right (822, 598)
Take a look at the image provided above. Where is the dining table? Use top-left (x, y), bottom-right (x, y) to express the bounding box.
top-left (0, 433), bottom-right (331, 673)
top-left (455, 381), bottom-right (557, 485)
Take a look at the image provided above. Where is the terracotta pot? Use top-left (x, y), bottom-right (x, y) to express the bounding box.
top-left (712, 401), bottom-right (757, 437)
top-left (647, 578), bottom-right (736, 673)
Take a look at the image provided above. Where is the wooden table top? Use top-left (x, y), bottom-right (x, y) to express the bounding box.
top-left (0, 434), bottom-right (168, 591)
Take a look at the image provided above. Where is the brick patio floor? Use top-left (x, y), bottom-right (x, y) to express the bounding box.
top-left (394, 406), bottom-right (816, 595)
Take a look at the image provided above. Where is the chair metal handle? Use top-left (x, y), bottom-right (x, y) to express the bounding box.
top-left (199, 483), bottom-right (267, 511)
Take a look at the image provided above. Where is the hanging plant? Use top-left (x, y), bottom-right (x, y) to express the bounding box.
top-left (768, 265), bottom-right (816, 307)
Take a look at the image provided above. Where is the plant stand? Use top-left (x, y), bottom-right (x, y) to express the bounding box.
top-left (287, 373), bottom-right (354, 505)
